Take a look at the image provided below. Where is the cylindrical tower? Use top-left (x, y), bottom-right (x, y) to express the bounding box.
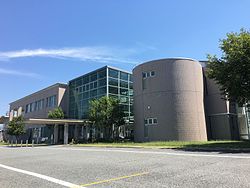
top-left (133, 58), bottom-right (207, 142)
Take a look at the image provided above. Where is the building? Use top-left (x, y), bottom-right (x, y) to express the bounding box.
top-left (68, 66), bottom-right (133, 120)
top-left (133, 58), bottom-right (207, 142)
top-left (8, 83), bottom-right (69, 143)
top-left (7, 66), bottom-right (133, 143)
top-left (68, 66), bottom-right (134, 139)
top-left (133, 58), bottom-right (244, 142)
top-left (237, 103), bottom-right (250, 140)
top-left (5, 59), bottom-right (248, 143)
top-left (9, 83), bottom-right (68, 120)
top-left (203, 67), bottom-right (239, 140)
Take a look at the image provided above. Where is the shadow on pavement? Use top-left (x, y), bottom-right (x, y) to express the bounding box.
top-left (170, 141), bottom-right (250, 154)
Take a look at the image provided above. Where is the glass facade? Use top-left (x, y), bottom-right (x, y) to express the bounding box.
top-left (68, 66), bottom-right (133, 122)
top-left (237, 103), bottom-right (250, 140)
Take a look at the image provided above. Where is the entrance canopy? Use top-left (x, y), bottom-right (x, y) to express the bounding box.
top-left (24, 118), bottom-right (91, 145)
top-left (24, 118), bottom-right (90, 125)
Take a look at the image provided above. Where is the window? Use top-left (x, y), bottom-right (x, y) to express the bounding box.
top-left (130, 105), bottom-right (134, 115)
top-left (53, 96), bottom-right (56, 107)
top-left (41, 99), bottom-right (45, 109)
top-left (129, 75), bottom-right (133, 82)
top-left (82, 100), bottom-right (89, 107)
top-left (31, 103), bottom-right (35, 112)
top-left (82, 92), bottom-right (89, 99)
top-left (90, 89), bottom-right (97, 97)
top-left (121, 105), bottom-right (129, 111)
top-left (108, 69), bottom-right (118, 78)
top-left (148, 118), bottom-right (153, 124)
top-left (79, 93), bottom-right (83, 100)
top-left (46, 95), bottom-right (57, 108)
top-left (82, 76), bottom-right (89, 84)
top-left (86, 84), bottom-right (89, 91)
top-left (28, 104), bottom-right (31, 113)
top-left (37, 100), bottom-right (41, 110)
top-left (13, 110), bottom-right (18, 117)
top-left (25, 104), bottom-right (29, 113)
top-left (98, 78), bottom-right (106, 87)
top-left (142, 71), bottom-right (155, 79)
top-left (109, 78), bottom-right (118, 86)
top-left (34, 101), bottom-right (38, 111)
top-left (98, 87), bottom-right (106, 95)
top-left (144, 118), bottom-right (158, 125)
top-left (98, 70), bottom-right (106, 79)
top-left (120, 81), bottom-right (128, 88)
top-left (120, 88), bottom-right (128, 96)
top-left (120, 72), bottom-right (128, 81)
top-left (90, 73), bottom-right (97, 82)
top-left (130, 98), bottom-right (134, 104)
top-left (129, 83), bottom-right (133, 89)
top-left (128, 90), bottom-right (133, 96)
top-left (93, 81), bottom-right (98, 88)
top-left (153, 118), bottom-right (158, 124)
top-left (120, 96), bottom-right (128, 103)
top-left (109, 94), bottom-right (119, 99)
top-left (109, 86), bottom-right (118, 95)
top-left (90, 83), bottom-right (94, 90)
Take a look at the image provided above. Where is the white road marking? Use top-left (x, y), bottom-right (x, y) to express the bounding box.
top-left (34, 146), bottom-right (250, 159)
top-left (0, 163), bottom-right (84, 188)
top-left (1, 146), bottom-right (250, 159)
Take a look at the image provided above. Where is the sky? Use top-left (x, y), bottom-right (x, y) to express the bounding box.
top-left (0, 0), bottom-right (250, 115)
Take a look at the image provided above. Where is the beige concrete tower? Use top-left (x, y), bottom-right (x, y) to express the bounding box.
top-left (133, 58), bottom-right (207, 142)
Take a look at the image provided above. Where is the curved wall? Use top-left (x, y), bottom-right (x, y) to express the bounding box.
top-left (133, 58), bottom-right (207, 141)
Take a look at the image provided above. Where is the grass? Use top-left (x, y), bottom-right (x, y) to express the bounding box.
top-left (2, 140), bottom-right (250, 150)
top-left (0, 141), bottom-right (48, 147)
top-left (74, 140), bottom-right (250, 150)
top-left (0, 141), bottom-right (8, 145)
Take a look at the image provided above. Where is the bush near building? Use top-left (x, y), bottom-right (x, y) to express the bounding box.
top-left (6, 116), bottom-right (26, 141)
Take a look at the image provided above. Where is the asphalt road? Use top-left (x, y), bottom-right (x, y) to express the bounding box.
top-left (0, 146), bottom-right (250, 188)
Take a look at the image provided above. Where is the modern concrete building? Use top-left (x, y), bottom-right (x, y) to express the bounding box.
top-left (133, 58), bottom-right (207, 142)
top-left (8, 83), bottom-right (70, 144)
top-left (5, 59), bottom-right (246, 143)
top-left (9, 83), bottom-right (68, 120)
top-left (133, 58), bottom-right (244, 142)
top-left (203, 67), bottom-right (239, 140)
top-left (7, 66), bottom-right (134, 143)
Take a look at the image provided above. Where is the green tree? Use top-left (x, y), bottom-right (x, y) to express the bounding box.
top-left (7, 116), bottom-right (26, 141)
top-left (48, 107), bottom-right (65, 119)
top-left (89, 96), bottom-right (125, 140)
top-left (207, 28), bottom-right (250, 106)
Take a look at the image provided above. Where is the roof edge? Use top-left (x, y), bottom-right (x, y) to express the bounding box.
top-left (69, 65), bottom-right (132, 83)
top-left (9, 83), bottom-right (68, 105)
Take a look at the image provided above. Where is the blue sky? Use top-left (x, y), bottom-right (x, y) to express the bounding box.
top-left (0, 0), bottom-right (250, 115)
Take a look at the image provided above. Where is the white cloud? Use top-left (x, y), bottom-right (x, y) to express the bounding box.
top-left (0, 47), bottom-right (138, 64)
top-left (0, 68), bottom-right (41, 78)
